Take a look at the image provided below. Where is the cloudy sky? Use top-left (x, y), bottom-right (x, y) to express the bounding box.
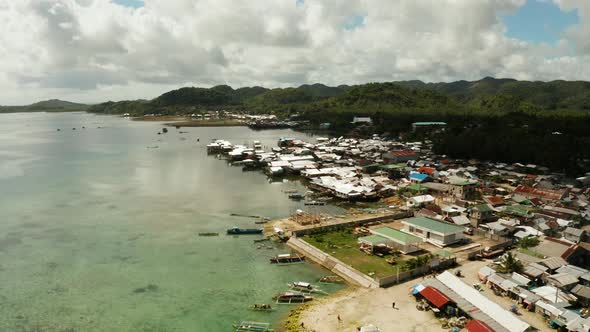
top-left (1, 0), bottom-right (589, 105)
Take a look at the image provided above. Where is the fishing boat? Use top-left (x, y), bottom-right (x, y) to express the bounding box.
top-left (272, 291), bottom-right (313, 304)
top-left (233, 321), bottom-right (274, 332)
top-left (227, 226), bottom-right (263, 235)
top-left (270, 253), bottom-right (305, 264)
top-left (253, 237), bottom-right (270, 243)
top-left (198, 232), bottom-right (219, 236)
top-left (249, 304), bottom-right (274, 311)
top-left (319, 275), bottom-right (345, 283)
top-left (288, 281), bottom-right (324, 294)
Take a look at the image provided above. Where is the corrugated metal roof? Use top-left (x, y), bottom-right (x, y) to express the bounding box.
top-left (371, 227), bottom-right (422, 245)
top-left (421, 278), bottom-right (508, 332)
top-left (436, 271), bottom-right (530, 332)
top-left (540, 257), bottom-right (568, 270)
top-left (420, 286), bottom-right (452, 308)
top-left (465, 319), bottom-right (495, 332)
top-left (402, 217), bottom-right (464, 235)
top-left (357, 235), bottom-right (390, 246)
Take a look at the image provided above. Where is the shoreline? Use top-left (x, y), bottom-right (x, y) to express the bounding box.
top-left (131, 116), bottom-right (246, 127)
top-left (277, 286), bottom-right (355, 332)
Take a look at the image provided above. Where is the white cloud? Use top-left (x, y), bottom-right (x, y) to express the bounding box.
top-left (0, 0), bottom-right (588, 104)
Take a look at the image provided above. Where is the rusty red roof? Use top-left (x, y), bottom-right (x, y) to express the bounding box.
top-left (417, 167), bottom-right (437, 175)
top-left (390, 150), bottom-right (417, 156)
top-left (419, 286), bottom-right (451, 308)
top-left (514, 185), bottom-right (567, 201)
top-left (465, 319), bottom-right (495, 332)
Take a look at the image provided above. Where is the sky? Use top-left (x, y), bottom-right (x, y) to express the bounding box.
top-left (1, 0), bottom-right (590, 105)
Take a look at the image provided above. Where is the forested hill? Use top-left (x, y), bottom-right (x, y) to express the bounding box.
top-left (88, 78), bottom-right (590, 116)
top-left (395, 77), bottom-right (590, 111)
top-left (0, 99), bottom-right (88, 113)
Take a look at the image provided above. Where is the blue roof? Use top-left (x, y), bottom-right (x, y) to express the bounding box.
top-left (409, 173), bottom-right (429, 181)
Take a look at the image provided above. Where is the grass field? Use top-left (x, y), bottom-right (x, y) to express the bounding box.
top-left (302, 228), bottom-right (406, 278)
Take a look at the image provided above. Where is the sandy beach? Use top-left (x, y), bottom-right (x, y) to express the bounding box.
top-left (299, 276), bottom-right (444, 332)
top-left (299, 259), bottom-right (551, 332)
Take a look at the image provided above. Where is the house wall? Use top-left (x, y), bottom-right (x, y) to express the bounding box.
top-left (405, 226), bottom-right (464, 247)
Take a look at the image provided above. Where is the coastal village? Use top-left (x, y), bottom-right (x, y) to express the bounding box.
top-left (203, 120), bottom-right (590, 332)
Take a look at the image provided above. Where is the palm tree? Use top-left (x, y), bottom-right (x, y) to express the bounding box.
top-left (498, 252), bottom-right (523, 274)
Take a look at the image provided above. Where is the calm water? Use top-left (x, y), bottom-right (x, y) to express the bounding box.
top-left (0, 112), bottom-right (342, 332)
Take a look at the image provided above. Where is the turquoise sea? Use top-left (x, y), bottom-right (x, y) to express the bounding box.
top-left (0, 112), bottom-right (342, 332)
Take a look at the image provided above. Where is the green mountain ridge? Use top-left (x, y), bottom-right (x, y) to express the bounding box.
top-left (0, 99), bottom-right (88, 113)
top-left (87, 77), bottom-right (590, 116)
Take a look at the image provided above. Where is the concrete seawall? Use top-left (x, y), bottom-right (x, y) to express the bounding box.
top-left (287, 237), bottom-right (379, 288)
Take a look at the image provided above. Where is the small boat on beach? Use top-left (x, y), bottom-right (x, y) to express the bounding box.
top-left (249, 304), bottom-right (274, 311)
top-left (304, 200), bottom-right (325, 206)
top-left (272, 291), bottom-right (313, 304)
top-left (319, 275), bottom-right (345, 284)
top-left (288, 192), bottom-right (304, 200)
top-left (233, 321), bottom-right (274, 332)
top-left (288, 281), bottom-right (324, 294)
top-left (270, 253), bottom-right (305, 264)
top-left (227, 226), bottom-right (263, 235)
top-left (198, 232), bottom-right (219, 236)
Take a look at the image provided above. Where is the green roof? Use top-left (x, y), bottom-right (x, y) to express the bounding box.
top-left (403, 217), bottom-right (464, 234)
top-left (473, 203), bottom-right (493, 213)
top-left (358, 235), bottom-right (390, 245)
top-left (504, 205), bottom-right (533, 217)
top-left (407, 184), bottom-right (428, 191)
top-left (379, 163), bottom-right (406, 170)
top-left (372, 227), bottom-right (422, 244)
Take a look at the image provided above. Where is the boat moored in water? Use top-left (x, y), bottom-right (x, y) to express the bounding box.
top-left (227, 226), bottom-right (263, 235)
top-left (249, 304), bottom-right (274, 311)
top-left (272, 291), bottom-right (313, 304)
top-left (319, 275), bottom-right (345, 283)
top-left (198, 232), bottom-right (219, 236)
top-left (233, 321), bottom-right (274, 332)
top-left (288, 281), bottom-right (324, 293)
top-left (270, 253), bottom-right (305, 264)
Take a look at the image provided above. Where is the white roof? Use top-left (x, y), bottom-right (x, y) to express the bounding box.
top-left (532, 286), bottom-right (574, 304)
top-left (451, 215), bottom-right (471, 226)
top-left (436, 271), bottom-right (530, 332)
top-left (536, 300), bottom-right (563, 316)
top-left (360, 324), bottom-right (381, 332)
top-left (409, 195), bottom-right (435, 203)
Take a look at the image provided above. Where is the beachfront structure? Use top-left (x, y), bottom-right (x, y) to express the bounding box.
top-left (370, 227), bottom-right (422, 254)
top-left (420, 271), bottom-right (532, 332)
top-left (402, 217), bottom-right (465, 247)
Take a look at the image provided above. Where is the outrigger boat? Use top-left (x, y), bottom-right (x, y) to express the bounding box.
top-left (249, 304), bottom-right (274, 311)
top-left (270, 253), bottom-right (305, 264)
top-left (227, 226), bottom-right (263, 235)
top-left (233, 321), bottom-right (274, 332)
top-left (273, 291), bottom-right (313, 304)
top-left (288, 281), bottom-right (325, 294)
top-left (319, 275), bottom-right (345, 284)
top-left (198, 232), bottom-right (219, 236)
